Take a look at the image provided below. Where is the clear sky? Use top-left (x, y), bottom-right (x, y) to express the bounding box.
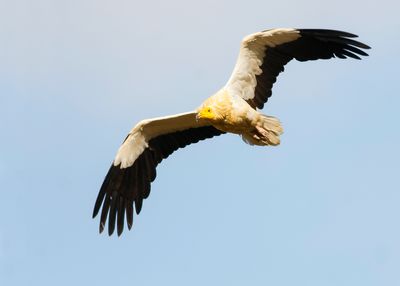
top-left (1, 0), bottom-right (399, 285)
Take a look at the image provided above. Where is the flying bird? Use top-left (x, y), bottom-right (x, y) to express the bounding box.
top-left (93, 28), bottom-right (370, 236)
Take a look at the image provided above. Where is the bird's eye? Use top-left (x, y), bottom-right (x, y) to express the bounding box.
top-left (207, 108), bottom-right (211, 113)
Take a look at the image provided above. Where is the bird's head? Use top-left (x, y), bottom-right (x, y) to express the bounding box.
top-left (196, 103), bottom-right (226, 123)
top-left (196, 105), bottom-right (216, 121)
top-left (196, 92), bottom-right (227, 123)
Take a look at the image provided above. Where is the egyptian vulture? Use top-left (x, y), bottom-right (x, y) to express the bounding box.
top-left (93, 28), bottom-right (370, 236)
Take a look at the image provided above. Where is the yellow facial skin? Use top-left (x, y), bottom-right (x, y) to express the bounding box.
top-left (197, 106), bottom-right (216, 121)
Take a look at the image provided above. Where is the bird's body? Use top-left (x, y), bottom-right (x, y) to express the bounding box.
top-left (92, 28), bottom-right (370, 236)
top-left (197, 89), bottom-right (282, 145)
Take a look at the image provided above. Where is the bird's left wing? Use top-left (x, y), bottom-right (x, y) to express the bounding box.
top-left (92, 111), bottom-right (224, 236)
top-left (225, 28), bottom-right (370, 109)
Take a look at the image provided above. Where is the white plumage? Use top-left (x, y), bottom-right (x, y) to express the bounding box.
top-left (226, 28), bottom-right (300, 100)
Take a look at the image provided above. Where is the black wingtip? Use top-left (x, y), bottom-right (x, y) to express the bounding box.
top-left (127, 203), bottom-right (134, 230)
top-left (117, 228), bottom-right (123, 237)
top-left (343, 38), bottom-right (371, 50)
top-left (362, 43), bottom-right (372, 50)
top-left (92, 189), bottom-right (106, 219)
top-left (99, 222), bottom-right (105, 234)
top-left (117, 198), bottom-right (125, 236)
top-left (99, 195), bottom-right (111, 234)
top-left (298, 29), bottom-right (371, 53)
top-left (135, 199), bottom-right (143, 215)
top-left (298, 29), bottom-right (358, 38)
top-left (107, 192), bottom-right (119, 236)
top-left (127, 222), bottom-right (133, 231)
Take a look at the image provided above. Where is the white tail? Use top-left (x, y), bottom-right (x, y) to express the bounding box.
top-left (242, 115), bottom-right (283, 146)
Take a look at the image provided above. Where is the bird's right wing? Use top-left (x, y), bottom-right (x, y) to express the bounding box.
top-left (225, 28), bottom-right (370, 109)
top-left (92, 111), bottom-right (225, 236)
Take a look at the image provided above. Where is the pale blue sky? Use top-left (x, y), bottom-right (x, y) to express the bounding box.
top-left (1, 0), bottom-right (399, 285)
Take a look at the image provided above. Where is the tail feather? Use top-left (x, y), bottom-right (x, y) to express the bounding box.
top-left (242, 115), bottom-right (283, 146)
top-left (260, 115), bottom-right (283, 135)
